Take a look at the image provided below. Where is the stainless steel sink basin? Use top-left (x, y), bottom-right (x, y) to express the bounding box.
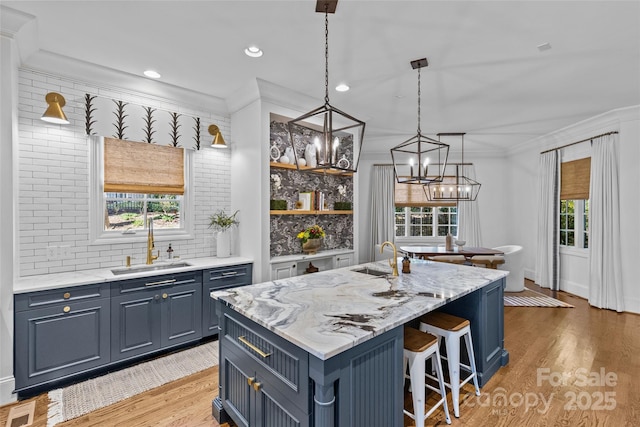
top-left (352, 267), bottom-right (390, 277)
top-left (111, 261), bottom-right (192, 276)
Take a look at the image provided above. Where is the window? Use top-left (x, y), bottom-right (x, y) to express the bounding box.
top-left (105, 193), bottom-right (182, 231)
top-left (559, 156), bottom-right (590, 249)
top-left (559, 199), bottom-right (589, 248)
top-left (395, 206), bottom-right (457, 238)
top-left (90, 136), bottom-right (193, 244)
top-left (394, 179), bottom-right (457, 239)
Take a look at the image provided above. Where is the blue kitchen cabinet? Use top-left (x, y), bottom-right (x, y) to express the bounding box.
top-left (110, 271), bottom-right (203, 362)
top-left (14, 283), bottom-right (111, 392)
top-left (202, 263), bottom-right (253, 337)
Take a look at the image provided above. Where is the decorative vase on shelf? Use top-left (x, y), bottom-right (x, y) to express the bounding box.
top-left (302, 238), bottom-right (322, 255)
top-left (216, 230), bottom-right (231, 258)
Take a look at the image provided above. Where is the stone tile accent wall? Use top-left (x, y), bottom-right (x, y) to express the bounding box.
top-left (269, 118), bottom-right (354, 257)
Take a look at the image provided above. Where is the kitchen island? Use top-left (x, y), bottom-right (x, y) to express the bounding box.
top-left (211, 258), bottom-right (508, 427)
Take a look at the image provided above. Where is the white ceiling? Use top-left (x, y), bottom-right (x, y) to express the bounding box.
top-left (3, 0), bottom-right (640, 154)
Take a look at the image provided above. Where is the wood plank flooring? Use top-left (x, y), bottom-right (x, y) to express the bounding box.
top-left (2, 280), bottom-right (638, 426)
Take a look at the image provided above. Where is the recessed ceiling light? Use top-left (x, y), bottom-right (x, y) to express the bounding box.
top-left (244, 46), bottom-right (263, 58)
top-left (335, 83), bottom-right (350, 92)
top-left (537, 42), bottom-right (552, 52)
top-left (144, 70), bottom-right (161, 79)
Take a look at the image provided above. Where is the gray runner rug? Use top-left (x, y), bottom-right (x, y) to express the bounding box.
top-left (47, 340), bottom-right (218, 427)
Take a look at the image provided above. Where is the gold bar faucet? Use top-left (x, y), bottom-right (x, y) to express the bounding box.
top-left (146, 218), bottom-right (159, 265)
top-left (380, 241), bottom-right (399, 276)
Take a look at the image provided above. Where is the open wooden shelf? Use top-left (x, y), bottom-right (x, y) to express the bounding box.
top-left (270, 210), bottom-right (353, 215)
top-left (270, 162), bottom-right (353, 176)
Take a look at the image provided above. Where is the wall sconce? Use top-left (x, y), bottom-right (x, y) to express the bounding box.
top-left (208, 125), bottom-right (227, 148)
top-left (41, 92), bottom-right (70, 125)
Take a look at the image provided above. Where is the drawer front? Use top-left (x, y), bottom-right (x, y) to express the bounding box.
top-left (112, 270), bottom-right (202, 295)
top-left (15, 283), bottom-right (110, 312)
top-left (204, 264), bottom-right (252, 290)
top-left (221, 306), bottom-right (309, 411)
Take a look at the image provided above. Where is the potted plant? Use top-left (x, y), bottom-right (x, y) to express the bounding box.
top-left (334, 184), bottom-right (352, 210)
top-left (297, 224), bottom-right (326, 254)
top-left (209, 209), bottom-right (239, 258)
top-left (270, 173), bottom-right (287, 210)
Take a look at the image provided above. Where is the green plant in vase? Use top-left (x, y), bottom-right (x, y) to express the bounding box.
top-left (270, 173), bottom-right (287, 210)
top-left (334, 184), bottom-right (352, 210)
top-left (209, 209), bottom-right (239, 258)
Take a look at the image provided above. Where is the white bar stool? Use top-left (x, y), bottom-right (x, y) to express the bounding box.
top-left (403, 326), bottom-right (451, 426)
top-left (419, 312), bottom-right (480, 418)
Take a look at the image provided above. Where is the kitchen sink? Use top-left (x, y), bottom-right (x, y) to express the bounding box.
top-left (111, 261), bottom-right (192, 276)
top-left (352, 267), bottom-right (390, 277)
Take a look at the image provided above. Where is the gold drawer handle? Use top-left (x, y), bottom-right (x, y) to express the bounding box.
top-left (238, 336), bottom-right (271, 358)
top-left (247, 377), bottom-right (255, 386)
top-left (63, 306), bottom-right (70, 313)
top-left (253, 381), bottom-right (262, 392)
top-left (63, 292), bottom-right (71, 299)
top-left (162, 293), bottom-right (168, 299)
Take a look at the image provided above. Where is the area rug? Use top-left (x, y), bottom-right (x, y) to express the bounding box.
top-left (46, 340), bottom-right (219, 427)
top-left (504, 288), bottom-right (574, 308)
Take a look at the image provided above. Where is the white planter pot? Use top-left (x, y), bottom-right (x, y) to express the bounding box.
top-left (216, 231), bottom-right (231, 258)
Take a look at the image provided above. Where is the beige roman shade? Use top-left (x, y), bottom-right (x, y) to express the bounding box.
top-left (104, 138), bottom-right (185, 195)
top-left (395, 180), bottom-right (456, 207)
top-left (560, 157), bottom-right (590, 200)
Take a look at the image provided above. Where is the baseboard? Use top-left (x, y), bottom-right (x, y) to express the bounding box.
top-left (620, 296), bottom-right (640, 314)
top-left (0, 375), bottom-right (16, 406)
top-left (524, 268), bottom-right (535, 282)
top-left (560, 279), bottom-right (588, 299)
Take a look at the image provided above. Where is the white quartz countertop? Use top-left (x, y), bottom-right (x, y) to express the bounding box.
top-left (14, 256), bottom-right (254, 294)
top-left (211, 258), bottom-right (508, 361)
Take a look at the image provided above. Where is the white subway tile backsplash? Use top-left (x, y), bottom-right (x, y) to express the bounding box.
top-left (18, 68), bottom-right (232, 276)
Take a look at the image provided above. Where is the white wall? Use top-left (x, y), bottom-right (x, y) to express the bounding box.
top-left (507, 106), bottom-right (640, 313)
top-left (0, 27), bottom-right (20, 406)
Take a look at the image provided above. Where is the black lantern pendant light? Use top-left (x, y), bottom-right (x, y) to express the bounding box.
top-left (390, 58), bottom-right (449, 184)
top-left (425, 133), bottom-right (481, 202)
top-left (287, 0), bottom-right (365, 174)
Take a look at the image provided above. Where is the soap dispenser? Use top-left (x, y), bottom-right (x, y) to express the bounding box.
top-left (402, 256), bottom-right (411, 274)
top-left (167, 243), bottom-right (174, 260)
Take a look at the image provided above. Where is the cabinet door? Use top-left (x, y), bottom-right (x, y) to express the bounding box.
top-left (162, 281), bottom-right (202, 347)
top-left (334, 254), bottom-right (354, 269)
top-left (111, 290), bottom-right (161, 361)
top-left (14, 299), bottom-right (110, 391)
top-left (271, 262), bottom-right (297, 280)
top-left (255, 385), bottom-right (310, 427)
top-left (203, 264), bottom-right (253, 337)
top-left (221, 344), bottom-right (309, 427)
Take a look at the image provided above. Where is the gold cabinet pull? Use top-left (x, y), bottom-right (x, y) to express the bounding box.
top-left (162, 293), bottom-right (168, 299)
top-left (238, 336), bottom-right (271, 358)
top-left (247, 377), bottom-right (255, 386)
top-left (145, 279), bottom-right (176, 287)
top-left (253, 381), bottom-right (262, 392)
top-left (63, 306), bottom-right (71, 313)
top-left (63, 292), bottom-right (71, 299)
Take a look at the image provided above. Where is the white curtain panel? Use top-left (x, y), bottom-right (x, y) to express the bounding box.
top-left (457, 164), bottom-right (482, 247)
top-left (370, 165), bottom-right (396, 261)
top-left (588, 134), bottom-right (624, 312)
top-left (535, 151), bottom-right (560, 290)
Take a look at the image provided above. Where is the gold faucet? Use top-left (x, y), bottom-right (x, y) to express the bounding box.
top-left (146, 218), bottom-right (159, 265)
top-left (380, 241), bottom-right (399, 276)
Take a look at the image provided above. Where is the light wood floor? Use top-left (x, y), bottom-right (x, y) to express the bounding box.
top-left (2, 280), bottom-right (638, 427)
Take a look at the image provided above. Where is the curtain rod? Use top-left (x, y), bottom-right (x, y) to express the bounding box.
top-left (540, 131), bottom-right (618, 155)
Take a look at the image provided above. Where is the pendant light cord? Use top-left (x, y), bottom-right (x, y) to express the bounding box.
top-left (417, 67), bottom-right (421, 134)
top-left (324, 3), bottom-right (330, 105)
